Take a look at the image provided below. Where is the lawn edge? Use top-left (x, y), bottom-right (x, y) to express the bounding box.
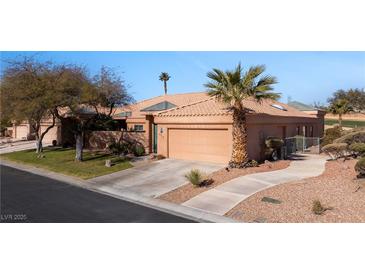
top-left (0, 151), bottom-right (133, 180)
top-left (1, 159), bottom-right (238, 223)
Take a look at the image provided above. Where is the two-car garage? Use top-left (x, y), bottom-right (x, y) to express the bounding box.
top-left (166, 128), bottom-right (231, 164)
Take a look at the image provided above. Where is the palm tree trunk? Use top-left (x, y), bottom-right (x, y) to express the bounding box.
top-left (164, 81), bottom-right (167, 94)
top-left (338, 113), bottom-right (342, 130)
top-left (230, 108), bottom-right (249, 168)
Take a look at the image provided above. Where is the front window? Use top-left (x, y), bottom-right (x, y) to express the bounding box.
top-left (133, 124), bottom-right (144, 131)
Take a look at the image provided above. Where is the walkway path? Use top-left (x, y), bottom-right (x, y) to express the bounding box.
top-left (182, 154), bottom-right (327, 215)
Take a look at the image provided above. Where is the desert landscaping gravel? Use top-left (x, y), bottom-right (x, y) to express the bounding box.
top-left (159, 160), bottom-right (290, 204)
top-left (226, 159), bottom-right (365, 223)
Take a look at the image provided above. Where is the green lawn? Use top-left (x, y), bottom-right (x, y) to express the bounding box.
top-left (325, 119), bottom-right (365, 128)
top-left (1, 147), bottom-right (133, 179)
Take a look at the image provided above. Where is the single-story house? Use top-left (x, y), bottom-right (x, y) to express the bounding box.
top-left (8, 107), bottom-right (119, 145)
top-left (112, 92), bottom-right (325, 164)
top-left (8, 119), bottom-right (62, 143)
top-left (9, 91), bottom-right (325, 164)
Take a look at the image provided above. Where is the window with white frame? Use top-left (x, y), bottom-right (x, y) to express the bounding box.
top-left (133, 124), bottom-right (144, 131)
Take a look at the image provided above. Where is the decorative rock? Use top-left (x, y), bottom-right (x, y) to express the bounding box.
top-left (231, 211), bottom-right (244, 218)
top-left (252, 217), bottom-right (267, 223)
top-left (261, 196), bottom-right (282, 204)
top-left (105, 159), bottom-right (112, 167)
top-left (264, 160), bottom-right (273, 168)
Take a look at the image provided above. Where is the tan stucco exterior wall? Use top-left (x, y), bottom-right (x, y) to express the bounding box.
top-left (86, 130), bottom-right (147, 150)
top-left (246, 114), bottom-right (324, 160)
top-left (12, 119), bottom-right (62, 143)
top-left (40, 124), bottom-right (61, 144)
top-left (125, 115), bottom-right (153, 153)
top-left (154, 114), bottom-right (324, 163)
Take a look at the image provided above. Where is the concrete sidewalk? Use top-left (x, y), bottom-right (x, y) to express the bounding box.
top-left (183, 154), bottom-right (327, 215)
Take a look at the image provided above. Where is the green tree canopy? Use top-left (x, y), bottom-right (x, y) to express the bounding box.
top-left (328, 98), bottom-right (353, 129)
top-left (328, 88), bottom-right (365, 112)
top-left (53, 65), bottom-right (133, 161)
top-left (0, 57), bottom-right (65, 152)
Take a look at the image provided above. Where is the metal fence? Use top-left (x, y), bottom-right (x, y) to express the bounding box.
top-left (284, 136), bottom-right (320, 154)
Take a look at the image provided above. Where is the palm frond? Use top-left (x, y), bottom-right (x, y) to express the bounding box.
top-left (257, 75), bottom-right (278, 87)
top-left (205, 63), bottom-right (279, 109)
top-left (159, 72), bottom-right (170, 81)
top-left (255, 91), bottom-right (281, 101)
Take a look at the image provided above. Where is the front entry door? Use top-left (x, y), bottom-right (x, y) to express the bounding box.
top-left (153, 124), bottom-right (158, 153)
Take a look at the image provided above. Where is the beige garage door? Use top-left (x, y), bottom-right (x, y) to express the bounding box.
top-left (15, 126), bottom-right (28, 140)
top-left (168, 128), bottom-right (230, 164)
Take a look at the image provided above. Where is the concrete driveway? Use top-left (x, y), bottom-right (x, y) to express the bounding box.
top-left (0, 141), bottom-right (51, 154)
top-left (88, 158), bottom-right (224, 198)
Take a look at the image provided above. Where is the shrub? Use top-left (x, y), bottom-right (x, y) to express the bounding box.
top-left (321, 126), bottom-right (342, 146)
top-left (322, 143), bottom-right (348, 160)
top-left (185, 169), bottom-right (206, 187)
top-left (132, 144), bottom-right (145, 156)
top-left (312, 200), bottom-right (326, 215)
top-left (264, 137), bottom-right (284, 161)
top-left (355, 157), bottom-right (365, 178)
top-left (334, 130), bottom-right (365, 145)
top-left (108, 142), bottom-right (129, 155)
top-left (265, 137), bottom-right (284, 149)
top-left (349, 143), bottom-right (365, 157)
top-left (246, 159), bottom-right (259, 167)
top-left (340, 127), bottom-right (365, 136)
top-left (155, 154), bottom-right (165, 160)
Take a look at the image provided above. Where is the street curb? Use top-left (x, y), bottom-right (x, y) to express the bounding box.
top-left (0, 159), bottom-right (238, 223)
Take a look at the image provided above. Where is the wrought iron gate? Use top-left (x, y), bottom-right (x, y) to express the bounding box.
top-left (285, 136), bottom-right (320, 154)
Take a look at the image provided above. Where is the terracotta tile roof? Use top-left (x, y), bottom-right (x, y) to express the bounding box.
top-left (115, 91), bottom-right (315, 119)
top-left (114, 91), bottom-right (209, 118)
top-left (157, 96), bottom-right (315, 118)
top-left (157, 98), bottom-right (231, 117)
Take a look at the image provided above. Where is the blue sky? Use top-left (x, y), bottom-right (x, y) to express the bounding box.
top-left (1, 51), bottom-right (364, 105)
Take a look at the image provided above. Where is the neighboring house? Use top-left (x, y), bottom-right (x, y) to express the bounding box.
top-left (9, 119), bottom-right (62, 143)
top-left (7, 106), bottom-right (122, 146)
top-left (113, 92), bottom-right (325, 164)
top-left (8, 107), bottom-right (109, 145)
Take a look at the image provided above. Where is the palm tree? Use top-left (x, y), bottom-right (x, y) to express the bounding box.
top-left (205, 63), bottom-right (280, 168)
top-left (159, 72), bottom-right (170, 95)
top-left (328, 99), bottom-right (352, 129)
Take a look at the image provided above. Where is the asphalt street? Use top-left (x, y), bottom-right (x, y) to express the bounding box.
top-left (0, 165), bottom-right (194, 223)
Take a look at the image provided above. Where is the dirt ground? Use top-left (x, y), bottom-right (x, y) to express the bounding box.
top-left (325, 113), bottom-right (365, 121)
top-left (159, 160), bottom-right (290, 204)
top-left (226, 159), bottom-right (365, 223)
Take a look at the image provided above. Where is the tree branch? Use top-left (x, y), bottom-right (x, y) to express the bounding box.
top-left (40, 113), bottom-right (56, 140)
